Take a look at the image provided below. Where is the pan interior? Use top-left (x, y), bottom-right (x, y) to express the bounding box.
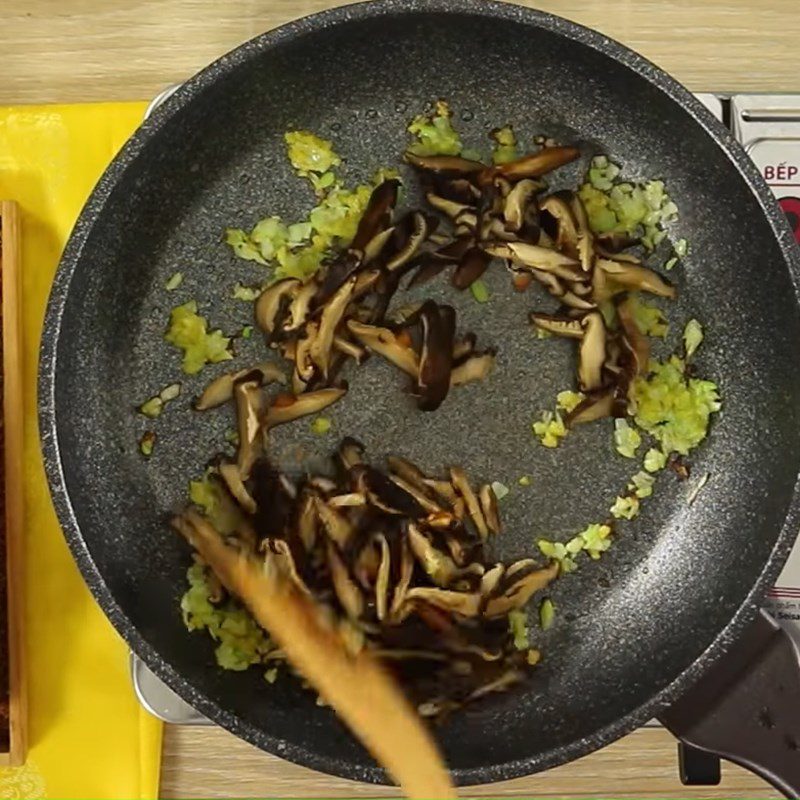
top-left (47, 3), bottom-right (800, 782)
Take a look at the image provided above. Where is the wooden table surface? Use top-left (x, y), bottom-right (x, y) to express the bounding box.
top-left (2, 0), bottom-right (797, 797)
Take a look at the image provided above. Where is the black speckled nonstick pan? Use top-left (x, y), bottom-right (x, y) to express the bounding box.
top-left (38, 0), bottom-right (800, 793)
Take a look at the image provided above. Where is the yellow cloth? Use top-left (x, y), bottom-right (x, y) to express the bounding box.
top-left (0, 102), bottom-right (162, 799)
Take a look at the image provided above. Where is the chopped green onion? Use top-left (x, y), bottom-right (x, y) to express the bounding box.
top-left (224, 228), bottom-right (266, 264)
top-left (556, 390), bottom-right (585, 413)
top-left (165, 272), bottom-right (183, 291)
top-left (470, 279), bottom-right (490, 303)
top-left (674, 238), bottom-right (689, 257)
top-left (407, 100), bottom-right (463, 156)
top-left (232, 282), bottom-right (261, 302)
top-left (490, 125), bottom-right (518, 165)
top-left (160, 383), bottom-right (181, 403)
top-left (139, 396), bottom-right (163, 418)
top-left (508, 609), bottom-right (529, 650)
top-left (683, 318), bottom-right (704, 359)
top-left (284, 130), bottom-right (341, 176)
top-left (165, 300), bottom-right (233, 375)
top-left (310, 417), bottom-right (332, 435)
top-left (527, 649), bottom-right (541, 666)
top-left (533, 411), bottom-right (567, 448)
top-left (264, 667), bottom-right (279, 684)
top-left (240, 325), bottom-right (253, 339)
top-left (518, 475), bottom-right (532, 487)
top-left (644, 448), bottom-right (667, 473)
top-left (539, 598), bottom-right (555, 631)
top-left (139, 431), bottom-right (156, 457)
top-left (629, 471), bottom-right (655, 498)
top-left (664, 256), bottom-right (678, 271)
top-left (610, 495), bottom-right (640, 520)
top-left (614, 418), bottom-right (641, 459)
top-left (490, 481), bottom-right (509, 501)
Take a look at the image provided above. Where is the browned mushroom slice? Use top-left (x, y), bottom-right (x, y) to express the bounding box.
top-left (406, 259), bottom-right (448, 289)
top-left (353, 465), bottom-right (425, 517)
top-left (255, 278), bottom-right (300, 334)
top-left (570, 194), bottom-right (595, 272)
top-left (450, 352), bottom-right (495, 387)
top-left (596, 257), bottom-right (676, 298)
top-left (424, 479), bottom-right (458, 507)
top-left (347, 320), bottom-right (419, 376)
top-left (389, 475), bottom-right (443, 514)
top-left (354, 539), bottom-right (381, 589)
top-left (425, 192), bottom-right (472, 220)
top-left (338, 437), bottom-right (365, 471)
top-left (529, 312), bottom-right (584, 339)
top-left (195, 362), bottom-right (285, 410)
top-left (450, 467), bottom-right (489, 540)
top-left (560, 289), bottom-right (596, 311)
top-left (390, 540), bottom-right (415, 623)
top-left (452, 247), bottom-right (490, 290)
top-left (596, 232), bottom-right (640, 253)
top-left (385, 454), bottom-right (427, 486)
top-left (234, 380), bottom-right (267, 479)
top-left (219, 461), bottom-right (257, 514)
top-left (485, 242), bottom-right (583, 282)
top-left (478, 485), bottom-right (501, 536)
top-left (315, 496), bottom-right (355, 549)
top-left (293, 320), bottom-right (319, 394)
top-left (616, 295), bottom-right (650, 376)
top-left (466, 669), bottom-right (524, 702)
top-left (492, 146), bottom-right (580, 181)
top-left (578, 312), bottom-right (607, 392)
top-left (263, 538), bottom-right (313, 596)
top-left (504, 179), bottom-right (543, 232)
top-left (351, 179), bottom-right (400, 253)
top-left (408, 523), bottom-right (473, 588)
top-left (539, 194), bottom-right (578, 255)
top-left (405, 152), bottom-right (486, 176)
top-left (479, 563), bottom-right (506, 597)
top-left (374, 534), bottom-right (392, 621)
top-left (435, 177), bottom-right (482, 205)
top-left (283, 279), bottom-right (318, 332)
top-left (310, 275), bottom-right (357, 379)
top-left (565, 388), bottom-right (616, 426)
top-left (406, 587), bottom-right (481, 617)
top-left (329, 492), bottom-right (368, 508)
top-left (386, 212), bottom-right (429, 272)
top-left (416, 302), bottom-right (455, 412)
top-left (296, 489), bottom-right (318, 552)
top-left (484, 561), bottom-right (559, 617)
top-left (452, 333), bottom-right (476, 361)
top-left (333, 335), bottom-right (368, 364)
top-left (327, 541), bottom-right (364, 620)
top-left (265, 386), bottom-right (347, 428)
top-left (527, 267), bottom-right (564, 296)
top-left (363, 226), bottom-right (396, 266)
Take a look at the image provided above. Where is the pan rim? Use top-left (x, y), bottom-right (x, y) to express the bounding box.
top-left (38, 0), bottom-right (800, 786)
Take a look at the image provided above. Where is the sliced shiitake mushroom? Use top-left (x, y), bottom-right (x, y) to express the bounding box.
top-left (195, 362), bottom-right (285, 411)
top-left (478, 485), bottom-right (501, 536)
top-left (219, 461), bottom-right (257, 514)
top-left (539, 194), bottom-right (578, 256)
top-left (234, 379), bottom-right (267, 479)
top-left (491, 145), bottom-right (580, 181)
top-left (264, 386), bottom-right (347, 428)
top-left (386, 212), bottom-right (430, 272)
top-left (347, 319), bottom-right (419, 376)
top-left (450, 467), bottom-right (489, 540)
top-left (504, 179), bottom-right (543, 233)
top-left (405, 153), bottom-right (486, 176)
top-left (255, 279), bottom-right (300, 338)
top-left (485, 242), bottom-right (583, 282)
top-left (529, 312), bottom-right (584, 339)
top-left (484, 561), bottom-right (559, 617)
top-left (452, 248), bottom-right (490, 290)
top-left (578, 312), bottom-right (607, 392)
top-left (353, 465), bottom-right (425, 518)
top-left (450, 353), bottom-right (495, 387)
top-left (565, 389), bottom-right (617, 426)
top-left (310, 275), bottom-right (357, 380)
top-left (596, 257), bottom-right (676, 299)
top-left (416, 302), bottom-right (455, 412)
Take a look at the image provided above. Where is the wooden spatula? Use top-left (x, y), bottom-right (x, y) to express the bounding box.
top-left (174, 510), bottom-right (456, 799)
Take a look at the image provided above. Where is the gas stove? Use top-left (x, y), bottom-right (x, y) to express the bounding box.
top-left (131, 89), bottom-right (800, 758)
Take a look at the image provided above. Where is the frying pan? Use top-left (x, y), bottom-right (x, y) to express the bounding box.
top-left (38, 0), bottom-right (800, 793)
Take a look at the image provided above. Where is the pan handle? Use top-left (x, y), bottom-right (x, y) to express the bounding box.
top-left (658, 610), bottom-right (800, 798)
